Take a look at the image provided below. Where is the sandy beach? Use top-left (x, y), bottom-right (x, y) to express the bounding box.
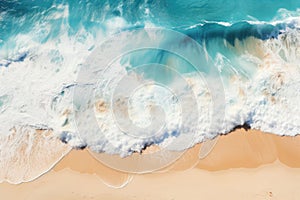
top-left (1, 128), bottom-right (300, 199)
top-left (1, 1), bottom-right (300, 199)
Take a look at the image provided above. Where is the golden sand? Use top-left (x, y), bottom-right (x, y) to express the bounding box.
top-left (1, 128), bottom-right (300, 199)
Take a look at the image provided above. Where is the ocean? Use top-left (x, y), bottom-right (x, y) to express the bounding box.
top-left (0, 0), bottom-right (300, 183)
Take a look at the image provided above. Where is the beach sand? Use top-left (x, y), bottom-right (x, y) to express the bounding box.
top-left (1, 128), bottom-right (300, 199)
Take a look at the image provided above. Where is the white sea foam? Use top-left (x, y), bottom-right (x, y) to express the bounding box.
top-left (68, 28), bottom-right (300, 156)
top-left (0, 17), bottom-right (126, 183)
top-left (0, 13), bottom-right (300, 183)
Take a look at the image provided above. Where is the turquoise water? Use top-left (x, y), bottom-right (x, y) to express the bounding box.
top-left (1, 0), bottom-right (300, 46)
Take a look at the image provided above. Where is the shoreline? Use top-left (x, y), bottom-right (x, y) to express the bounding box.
top-left (1, 128), bottom-right (300, 199)
top-left (53, 128), bottom-right (300, 173)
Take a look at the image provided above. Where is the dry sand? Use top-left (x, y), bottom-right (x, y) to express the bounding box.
top-left (1, 128), bottom-right (300, 199)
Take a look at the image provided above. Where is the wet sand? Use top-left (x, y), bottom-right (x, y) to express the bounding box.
top-left (1, 128), bottom-right (300, 199)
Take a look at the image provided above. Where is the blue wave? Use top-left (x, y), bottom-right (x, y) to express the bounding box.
top-left (1, 0), bottom-right (300, 45)
top-left (0, 0), bottom-right (299, 157)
